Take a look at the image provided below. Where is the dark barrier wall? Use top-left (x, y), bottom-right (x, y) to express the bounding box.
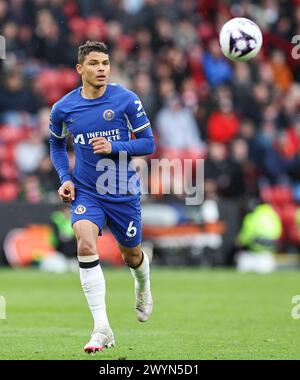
top-left (0, 200), bottom-right (242, 266)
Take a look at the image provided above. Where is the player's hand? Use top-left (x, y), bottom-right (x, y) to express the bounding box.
top-left (90, 137), bottom-right (112, 154)
top-left (58, 181), bottom-right (75, 203)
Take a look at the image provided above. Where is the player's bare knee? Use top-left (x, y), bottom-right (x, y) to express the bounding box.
top-left (77, 239), bottom-right (97, 256)
top-left (122, 250), bottom-right (142, 267)
top-left (123, 255), bottom-right (140, 268)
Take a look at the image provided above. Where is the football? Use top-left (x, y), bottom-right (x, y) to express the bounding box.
top-left (219, 17), bottom-right (263, 62)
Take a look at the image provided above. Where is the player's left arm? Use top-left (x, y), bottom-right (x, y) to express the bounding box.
top-left (91, 94), bottom-right (156, 156)
top-left (91, 127), bottom-right (155, 156)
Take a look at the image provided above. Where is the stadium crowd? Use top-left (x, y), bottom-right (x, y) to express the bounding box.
top-left (0, 0), bottom-right (299, 209)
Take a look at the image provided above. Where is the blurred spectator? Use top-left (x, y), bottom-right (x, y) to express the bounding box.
top-left (269, 50), bottom-right (293, 92)
top-left (286, 116), bottom-right (300, 157)
top-left (33, 9), bottom-right (70, 65)
top-left (205, 141), bottom-right (245, 198)
top-left (257, 120), bottom-right (278, 149)
top-left (166, 47), bottom-right (189, 89)
top-left (239, 119), bottom-right (264, 165)
top-left (231, 62), bottom-right (253, 117)
top-left (173, 19), bottom-right (198, 52)
top-left (262, 130), bottom-right (299, 184)
top-left (156, 94), bottom-right (205, 158)
top-left (0, 71), bottom-right (41, 123)
top-left (207, 97), bottom-right (240, 143)
top-left (123, 0), bottom-right (145, 15)
top-left (0, 0), bottom-right (8, 28)
top-left (279, 84), bottom-right (300, 128)
top-left (155, 93), bottom-right (205, 198)
top-left (15, 131), bottom-right (47, 174)
top-left (133, 72), bottom-right (158, 120)
top-left (247, 82), bottom-right (273, 126)
top-left (236, 202), bottom-right (282, 273)
top-left (20, 174), bottom-right (43, 203)
top-left (34, 156), bottom-right (61, 202)
top-left (203, 39), bottom-right (233, 86)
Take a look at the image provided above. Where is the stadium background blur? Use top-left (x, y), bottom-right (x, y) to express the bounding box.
top-left (0, 0), bottom-right (300, 269)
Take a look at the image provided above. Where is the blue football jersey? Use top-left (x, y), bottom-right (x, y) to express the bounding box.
top-left (49, 83), bottom-right (152, 201)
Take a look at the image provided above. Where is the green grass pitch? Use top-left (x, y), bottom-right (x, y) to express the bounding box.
top-left (0, 268), bottom-right (299, 360)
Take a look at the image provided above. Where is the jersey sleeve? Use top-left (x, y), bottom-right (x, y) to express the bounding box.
top-left (49, 103), bottom-right (68, 139)
top-left (125, 93), bottom-right (151, 133)
top-left (49, 103), bottom-right (71, 184)
top-left (110, 126), bottom-right (155, 156)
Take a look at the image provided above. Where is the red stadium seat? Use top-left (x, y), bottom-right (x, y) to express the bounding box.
top-left (272, 186), bottom-right (293, 204)
top-left (69, 16), bottom-right (107, 41)
top-left (278, 203), bottom-right (297, 226)
top-left (117, 35), bottom-right (135, 51)
top-left (0, 125), bottom-right (29, 144)
top-left (62, 0), bottom-right (78, 18)
top-left (260, 185), bottom-right (293, 205)
top-left (0, 162), bottom-right (19, 181)
top-left (44, 88), bottom-right (65, 106)
top-left (85, 17), bottom-right (107, 41)
top-left (36, 69), bottom-right (79, 105)
top-left (0, 144), bottom-right (5, 161)
top-left (288, 224), bottom-right (300, 245)
top-left (274, 203), bottom-right (300, 245)
top-left (6, 144), bottom-right (16, 164)
top-left (68, 17), bottom-right (86, 39)
top-left (58, 69), bottom-right (79, 92)
top-left (36, 69), bottom-right (59, 91)
top-left (0, 143), bottom-right (16, 164)
top-left (0, 182), bottom-right (19, 202)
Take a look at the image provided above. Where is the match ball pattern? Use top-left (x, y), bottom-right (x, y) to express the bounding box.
top-left (219, 17), bottom-right (263, 62)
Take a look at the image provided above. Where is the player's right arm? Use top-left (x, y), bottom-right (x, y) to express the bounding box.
top-left (49, 104), bottom-right (75, 202)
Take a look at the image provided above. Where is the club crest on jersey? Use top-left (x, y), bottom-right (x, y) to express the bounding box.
top-left (75, 205), bottom-right (86, 215)
top-left (103, 109), bottom-right (115, 121)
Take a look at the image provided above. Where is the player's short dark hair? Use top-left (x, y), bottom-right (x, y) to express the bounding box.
top-left (78, 41), bottom-right (109, 63)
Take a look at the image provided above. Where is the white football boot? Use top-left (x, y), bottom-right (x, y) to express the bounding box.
top-left (84, 327), bottom-right (115, 353)
top-left (135, 289), bottom-right (153, 322)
